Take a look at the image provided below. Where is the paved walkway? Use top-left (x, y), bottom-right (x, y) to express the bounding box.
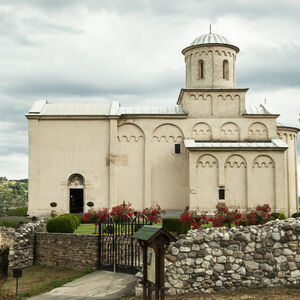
top-left (28, 271), bottom-right (137, 300)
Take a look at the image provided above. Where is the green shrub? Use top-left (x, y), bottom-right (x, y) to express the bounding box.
top-left (163, 218), bottom-right (190, 235)
top-left (5, 207), bottom-right (28, 216)
top-left (71, 213), bottom-right (81, 225)
top-left (0, 247), bottom-right (9, 277)
top-left (278, 211), bottom-right (287, 220)
top-left (59, 214), bottom-right (79, 228)
top-left (46, 216), bottom-right (76, 233)
top-left (271, 212), bottom-right (280, 220)
top-left (0, 217), bottom-right (30, 228)
top-left (292, 212), bottom-right (300, 218)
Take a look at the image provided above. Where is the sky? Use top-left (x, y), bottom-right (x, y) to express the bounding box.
top-left (0, 0), bottom-right (299, 193)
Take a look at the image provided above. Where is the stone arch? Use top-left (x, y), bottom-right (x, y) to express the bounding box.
top-left (192, 122), bottom-right (212, 141)
top-left (252, 155), bottom-right (275, 208)
top-left (152, 123), bottom-right (184, 142)
top-left (248, 122), bottom-right (268, 140)
top-left (68, 173), bottom-right (85, 187)
top-left (220, 122), bottom-right (240, 140)
top-left (225, 155), bottom-right (247, 208)
top-left (117, 123), bottom-right (145, 142)
top-left (195, 154), bottom-right (219, 209)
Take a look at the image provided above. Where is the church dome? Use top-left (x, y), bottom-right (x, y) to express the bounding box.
top-left (183, 32), bottom-right (239, 53)
top-left (190, 33), bottom-right (230, 46)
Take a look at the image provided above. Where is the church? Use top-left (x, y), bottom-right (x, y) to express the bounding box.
top-left (26, 31), bottom-right (299, 217)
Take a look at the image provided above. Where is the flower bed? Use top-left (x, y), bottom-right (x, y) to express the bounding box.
top-left (179, 203), bottom-right (273, 229)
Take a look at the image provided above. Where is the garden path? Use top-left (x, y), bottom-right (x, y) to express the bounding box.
top-left (27, 270), bottom-right (136, 300)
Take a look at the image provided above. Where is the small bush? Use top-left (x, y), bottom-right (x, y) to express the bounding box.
top-left (163, 218), bottom-right (190, 235)
top-left (46, 216), bottom-right (76, 233)
top-left (292, 212), bottom-right (300, 218)
top-left (5, 207), bottom-right (28, 216)
top-left (278, 211), bottom-right (287, 220)
top-left (86, 201), bottom-right (94, 207)
top-left (60, 214), bottom-right (79, 228)
top-left (50, 202), bottom-right (57, 208)
top-left (71, 213), bottom-right (81, 225)
top-left (271, 212), bottom-right (280, 220)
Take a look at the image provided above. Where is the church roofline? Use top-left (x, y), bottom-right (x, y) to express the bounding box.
top-left (182, 43), bottom-right (240, 55)
top-left (184, 138), bottom-right (288, 151)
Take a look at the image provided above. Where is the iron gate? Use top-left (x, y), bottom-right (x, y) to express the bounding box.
top-left (98, 213), bottom-right (152, 274)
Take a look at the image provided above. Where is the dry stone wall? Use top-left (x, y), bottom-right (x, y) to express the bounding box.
top-left (134, 219), bottom-right (300, 296)
top-left (0, 221), bottom-right (46, 273)
top-left (35, 232), bottom-right (98, 269)
top-left (163, 219), bottom-right (300, 295)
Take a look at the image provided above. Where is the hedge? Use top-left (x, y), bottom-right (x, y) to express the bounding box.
top-left (46, 216), bottom-right (76, 233)
top-left (292, 212), bottom-right (300, 218)
top-left (271, 212), bottom-right (280, 220)
top-left (5, 207), bottom-right (28, 216)
top-left (163, 218), bottom-right (191, 235)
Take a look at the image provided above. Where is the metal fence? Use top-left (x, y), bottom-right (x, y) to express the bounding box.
top-left (98, 213), bottom-right (152, 274)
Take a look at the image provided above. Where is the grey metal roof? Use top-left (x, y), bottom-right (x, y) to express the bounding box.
top-left (245, 104), bottom-right (277, 115)
top-left (118, 105), bottom-right (185, 115)
top-left (27, 100), bottom-right (186, 116)
top-left (184, 139), bottom-right (288, 149)
top-left (191, 33), bottom-right (230, 46)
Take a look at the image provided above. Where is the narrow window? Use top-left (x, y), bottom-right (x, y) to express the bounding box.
top-left (219, 188), bottom-right (225, 200)
top-left (198, 60), bottom-right (204, 79)
top-left (223, 60), bottom-right (229, 80)
top-left (174, 144), bottom-right (181, 154)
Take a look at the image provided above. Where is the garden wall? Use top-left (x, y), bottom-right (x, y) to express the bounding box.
top-left (35, 232), bottom-right (98, 269)
top-left (0, 221), bottom-right (45, 273)
top-left (161, 218), bottom-right (300, 295)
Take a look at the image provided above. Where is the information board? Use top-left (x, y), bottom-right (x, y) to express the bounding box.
top-left (147, 247), bottom-right (155, 283)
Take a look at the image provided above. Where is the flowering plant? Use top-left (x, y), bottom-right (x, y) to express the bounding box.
top-left (141, 204), bottom-right (164, 224)
top-left (96, 207), bottom-right (110, 223)
top-left (179, 209), bottom-right (209, 229)
top-left (110, 201), bottom-right (134, 220)
top-left (244, 204), bottom-right (271, 226)
top-left (212, 203), bottom-right (242, 228)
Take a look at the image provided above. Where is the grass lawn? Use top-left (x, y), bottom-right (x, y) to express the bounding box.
top-left (1, 264), bottom-right (93, 299)
top-left (74, 223), bottom-right (97, 234)
top-left (74, 221), bottom-right (163, 235)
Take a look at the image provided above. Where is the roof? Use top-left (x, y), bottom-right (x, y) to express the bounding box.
top-left (132, 225), bottom-right (176, 243)
top-left (184, 139), bottom-right (288, 150)
top-left (245, 104), bottom-right (278, 116)
top-left (182, 32), bottom-right (239, 54)
top-left (132, 225), bottom-right (162, 241)
top-left (26, 100), bottom-right (186, 117)
top-left (191, 33), bottom-right (230, 46)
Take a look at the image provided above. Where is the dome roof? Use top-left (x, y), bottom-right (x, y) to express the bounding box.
top-left (182, 32), bottom-right (239, 54)
top-left (190, 33), bottom-right (230, 46)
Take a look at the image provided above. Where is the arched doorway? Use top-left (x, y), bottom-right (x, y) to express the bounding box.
top-left (68, 174), bottom-right (84, 213)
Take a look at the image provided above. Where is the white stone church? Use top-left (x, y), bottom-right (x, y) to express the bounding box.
top-left (26, 32), bottom-right (299, 217)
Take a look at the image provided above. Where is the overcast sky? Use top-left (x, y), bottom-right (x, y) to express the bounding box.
top-left (0, 0), bottom-right (299, 193)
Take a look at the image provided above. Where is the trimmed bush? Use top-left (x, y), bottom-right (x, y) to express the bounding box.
top-left (71, 213), bottom-right (81, 225)
top-left (292, 212), bottom-right (300, 218)
top-left (60, 213), bottom-right (80, 228)
top-left (278, 211), bottom-right (287, 220)
top-left (5, 207), bottom-right (28, 216)
top-left (46, 216), bottom-right (76, 233)
top-left (271, 212), bottom-right (280, 220)
top-left (163, 218), bottom-right (190, 235)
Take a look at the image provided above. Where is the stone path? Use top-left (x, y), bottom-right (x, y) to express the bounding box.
top-left (28, 270), bottom-right (136, 300)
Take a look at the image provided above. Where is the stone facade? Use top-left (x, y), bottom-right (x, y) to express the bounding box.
top-left (35, 232), bottom-right (98, 269)
top-left (0, 221), bottom-right (45, 273)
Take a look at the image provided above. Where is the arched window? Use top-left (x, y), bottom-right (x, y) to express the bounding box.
top-left (198, 60), bottom-right (204, 79)
top-left (223, 60), bottom-right (229, 80)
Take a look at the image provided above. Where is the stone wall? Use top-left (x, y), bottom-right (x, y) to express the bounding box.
top-left (35, 232), bottom-right (98, 269)
top-left (0, 221), bottom-right (46, 273)
top-left (162, 219), bottom-right (300, 295)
